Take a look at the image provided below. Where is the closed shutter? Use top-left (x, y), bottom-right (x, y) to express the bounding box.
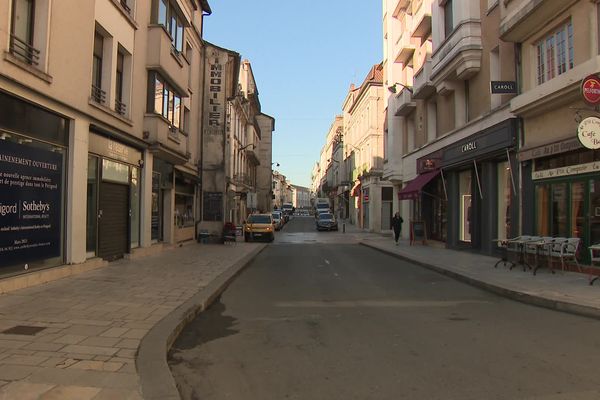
top-left (98, 182), bottom-right (129, 260)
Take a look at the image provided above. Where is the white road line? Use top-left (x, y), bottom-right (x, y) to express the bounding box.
top-left (324, 259), bottom-right (330, 265)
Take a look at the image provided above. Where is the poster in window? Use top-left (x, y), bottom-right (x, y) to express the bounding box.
top-left (0, 140), bottom-right (63, 267)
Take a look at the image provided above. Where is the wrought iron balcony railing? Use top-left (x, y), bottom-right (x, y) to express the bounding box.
top-left (115, 99), bottom-right (127, 116)
top-left (91, 85), bottom-right (106, 104)
top-left (9, 34), bottom-right (40, 66)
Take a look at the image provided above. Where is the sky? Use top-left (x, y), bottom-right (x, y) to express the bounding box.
top-left (203, 0), bottom-right (383, 188)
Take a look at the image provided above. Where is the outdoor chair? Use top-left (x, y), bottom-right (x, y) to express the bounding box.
top-left (548, 237), bottom-right (581, 273)
top-left (589, 244), bottom-right (600, 285)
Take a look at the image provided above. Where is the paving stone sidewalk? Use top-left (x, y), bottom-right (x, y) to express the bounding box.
top-left (0, 242), bottom-right (264, 400)
top-left (361, 236), bottom-right (600, 319)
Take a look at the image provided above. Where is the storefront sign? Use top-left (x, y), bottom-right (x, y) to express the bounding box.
top-left (442, 119), bottom-right (516, 167)
top-left (518, 137), bottom-right (582, 161)
top-left (461, 141), bottom-right (478, 153)
top-left (577, 117), bottom-right (600, 149)
top-left (89, 133), bottom-right (141, 165)
top-left (0, 140), bottom-right (62, 266)
top-left (490, 81), bottom-right (517, 94)
top-left (532, 161), bottom-right (600, 180)
top-left (581, 74), bottom-right (600, 105)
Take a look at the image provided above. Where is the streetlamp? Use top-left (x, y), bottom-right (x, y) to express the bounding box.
top-left (387, 82), bottom-right (413, 94)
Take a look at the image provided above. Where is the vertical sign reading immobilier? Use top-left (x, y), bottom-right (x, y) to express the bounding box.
top-left (202, 47), bottom-right (229, 221)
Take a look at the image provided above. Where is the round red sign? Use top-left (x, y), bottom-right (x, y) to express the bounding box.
top-left (581, 74), bottom-right (600, 105)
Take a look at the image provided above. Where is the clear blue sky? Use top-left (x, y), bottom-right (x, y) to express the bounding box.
top-left (204, 1), bottom-right (382, 188)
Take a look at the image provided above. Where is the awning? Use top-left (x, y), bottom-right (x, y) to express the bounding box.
top-left (397, 170), bottom-right (440, 200)
top-left (350, 181), bottom-right (361, 197)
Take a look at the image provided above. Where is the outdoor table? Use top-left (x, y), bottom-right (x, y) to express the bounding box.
top-left (491, 239), bottom-right (515, 269)
top-left (507, 238), bottom-right (533, 271)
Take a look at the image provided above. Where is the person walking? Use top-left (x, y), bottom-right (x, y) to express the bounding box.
top-left (391, 212), bottom-right (404, 245)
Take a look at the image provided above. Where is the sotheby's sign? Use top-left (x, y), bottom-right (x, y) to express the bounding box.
top-left (0, 140), bottom-right (62, 266)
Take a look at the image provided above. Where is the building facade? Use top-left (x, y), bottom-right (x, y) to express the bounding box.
top-left (0, 0), bottom-right (274, 277)
top-left (384, 0), bottom-right (519, 254)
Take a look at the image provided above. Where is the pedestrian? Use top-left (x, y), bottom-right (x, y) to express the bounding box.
top-left (391, 212), bottom-right (403, 245)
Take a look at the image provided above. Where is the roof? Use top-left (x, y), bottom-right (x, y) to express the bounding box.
top-left (199, 0), bottom-right (212, 14)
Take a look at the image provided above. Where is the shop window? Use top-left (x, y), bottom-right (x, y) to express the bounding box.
top-left (102, 159), bottom-right (129, 184)
top-left (175, 194), bottom-right (194, 228)
top-left (497, 162), bottom-right (512, 241)
top-left (551, 183), bottom-right (568, 237)
top-left (536, 20), bottom-right (574, 85)
top-left (459, 170), bottom-right (472, 242)
top-left (130, 167), bottom-right (140, 248)
top-left (536, 184), bottom-right (550, 236)
top-left (86, 156), bottom-right (99, 256)
top-left (571, 182), bottom-right (584, 239)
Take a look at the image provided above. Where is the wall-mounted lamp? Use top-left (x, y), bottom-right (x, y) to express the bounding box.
top-left (387, 82), bottom-right (413, 94)
top-left (271, 162), bottom-right (280, 167)
top-left (240, 143), bottom-right (256, 151)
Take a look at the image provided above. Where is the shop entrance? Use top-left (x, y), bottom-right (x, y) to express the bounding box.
top-left (535, 177), bottom-right (600, 263)
top-left (98, 182), bottom-right (129, 261)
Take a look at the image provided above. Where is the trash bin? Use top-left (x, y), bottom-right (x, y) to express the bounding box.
top-left (197, 229), bottom-right (210, 244)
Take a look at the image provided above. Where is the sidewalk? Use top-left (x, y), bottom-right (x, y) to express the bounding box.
top-left (361, 235), bottom-right (600, 319)
top-left (0, 241), bottom-right (265, 400)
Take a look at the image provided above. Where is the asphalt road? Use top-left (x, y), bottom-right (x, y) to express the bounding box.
top-left (169, 216), bottom-right (600, 400)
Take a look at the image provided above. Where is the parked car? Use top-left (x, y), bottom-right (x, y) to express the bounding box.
top-left (244, 214), bottom-right (275, 242)
top-left (315, 212), bottom-right (338, 231)
top-left (272, 211), bottom-right (283, 230)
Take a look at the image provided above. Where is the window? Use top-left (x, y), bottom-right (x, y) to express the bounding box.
top-left (92, 32), bottom-right (105, 104)
top-left (443, 0), bottom-right (453, 39)
top-left (155, 0), bottom-right (184, 52)
top-left (536, 20), bottom-right (574, 85)
top-left (115, 51), bottom-right (125, 114)
top-left (149, 72), bottom-right (183, 128)
top-left (10, 0), bottom-right (38, 65)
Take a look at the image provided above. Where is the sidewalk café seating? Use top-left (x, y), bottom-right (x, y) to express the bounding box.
top-left (222, 222), bottom-right (237, 244)
top-left (588, 244), bottom-right (600, 285)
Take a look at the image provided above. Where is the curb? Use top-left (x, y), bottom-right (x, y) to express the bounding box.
top-left (136, 244), bottom-right (267, 400)
top-left (360, 241), bottom-right (600, 321)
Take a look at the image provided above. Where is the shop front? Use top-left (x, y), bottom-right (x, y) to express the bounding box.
top-left (441, 119), bottom-right (518, 254)
top-left (521, 138), bottom-right (600, 262)
top-left (0, 91), bottom-right (69, 274)
top-left (87, 132), bottom-right (142, 261)
top-left (174, 169), bottom-right (197, 243)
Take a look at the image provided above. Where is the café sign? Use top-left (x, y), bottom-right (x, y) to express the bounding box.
top-left (578, 117), bottom-right (600, 149)
top-left (533, 161), bottom-right (600, 180)
top-left (581, 74), bottom-right (600, 105)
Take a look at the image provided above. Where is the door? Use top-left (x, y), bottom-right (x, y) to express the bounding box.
top-left (98, 182), bottom-right (129, 260)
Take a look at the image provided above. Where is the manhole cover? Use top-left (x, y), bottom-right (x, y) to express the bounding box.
top-left (2, 325), bottom-right (46, 336)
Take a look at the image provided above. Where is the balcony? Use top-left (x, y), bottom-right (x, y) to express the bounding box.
top-left (233, 173), bottom-right (254, 189)
top-left (411, 0), bottom-right (432, 39)
top-left (392, 0), bottom-right (411, 18)
top-left (146, 25), bottom-right (189, 95)
top-left (412, 59), bottom-right (435, 99)
top-left (144, 114), bottom-right (188, 165)
top-left (394, 87), bottom-right (416, 116)
top-left (430, 20), bottom-right (482, 83)
top-left (90, 85), bottom-right (107, 105)
top-left (9, 34), bottom-right (40, 66)
top-left (500, 0), bottom-right (578, 42)
top-left (394, 32), bottom-right (417, 65)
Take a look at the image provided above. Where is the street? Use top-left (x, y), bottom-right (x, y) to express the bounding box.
top-left (168, 216), bottom-right (600, 400)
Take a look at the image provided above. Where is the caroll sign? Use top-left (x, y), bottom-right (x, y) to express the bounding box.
top-left (578, 116), bottom-right (600, 149)
top-left (581, 74), bottom-right (600, 105)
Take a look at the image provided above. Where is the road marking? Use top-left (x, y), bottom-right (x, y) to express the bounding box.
top-left (275, 300), bottom-right (491, 308)
top-left (324, 259), bottom-right (330, 265)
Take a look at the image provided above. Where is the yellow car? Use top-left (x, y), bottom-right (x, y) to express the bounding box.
top-left (244, 214), bottom-right (275, 242)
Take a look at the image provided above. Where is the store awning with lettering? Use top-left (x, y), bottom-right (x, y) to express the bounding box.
top-left (397, 170), bottom-right (440, 200)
